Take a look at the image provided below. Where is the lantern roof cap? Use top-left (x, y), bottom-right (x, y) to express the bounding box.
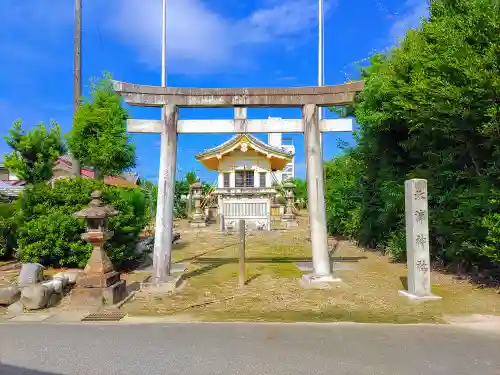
top-left (73, 190), bottom-right (119, 219)
top-left (190, 181), bottom-right (203, 189)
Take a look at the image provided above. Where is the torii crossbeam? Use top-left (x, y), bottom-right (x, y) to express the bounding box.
top-left (113, 80), bottom-right (363, 285)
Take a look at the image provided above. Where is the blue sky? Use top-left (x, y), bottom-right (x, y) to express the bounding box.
top-left (0, 0), bottom-right (428, 183)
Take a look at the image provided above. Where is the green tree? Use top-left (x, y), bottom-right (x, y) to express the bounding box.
top-left (3, 120), bottom-right (65, 184)
top-left (67, 73), bottom-right (136, 179)
top-left (185, 170), bottom-right (198, 185)
top-left (325, 0), bottom-right (500, 267)
top-left (291, 177), bottom-right (307, 204)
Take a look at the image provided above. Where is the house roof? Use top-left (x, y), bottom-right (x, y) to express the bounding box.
top-left (0, 180), bottom-right (24, 197)
top-left (1, 156), bottom-right (140, 189)
top-left (196, 134), bottom-right (294, 171)
top-left (55, 156), bottom-right (139, 188)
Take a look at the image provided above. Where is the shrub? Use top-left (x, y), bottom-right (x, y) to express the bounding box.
top-left (0, 203), bottom-right (17, 258)
top-left (324, 0), bottom-right (500, 273)
top-left (14, 178), bottom-right (149, 268)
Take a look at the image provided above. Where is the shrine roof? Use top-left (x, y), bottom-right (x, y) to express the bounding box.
top-left (196, 134), bottom-right (293, 159)
top-left (196, 134), bottom-right (294, 171)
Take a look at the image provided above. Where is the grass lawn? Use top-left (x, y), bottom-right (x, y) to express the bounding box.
top-left (121, 218), bottom-right (500, 323)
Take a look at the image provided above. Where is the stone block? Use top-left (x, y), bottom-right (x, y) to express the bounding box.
top-left (21, 284), bottom-right (51, 310)
top-left (53, 270), bottom-right (82, 285)
top-left (47, 291), bottom-right (63, 307)
top-left (52, 274), bottom-right (70, 289)
top-left (42, 279), bottom-right (64, 295)
top-left (7, 301), bottom-right (24, 313)
top-left (0, 285), bottom-right (21, 305)
top-left (70, 280), bottom-right (127, 306)
top-left (76, 271), bottom-right (121, 288)
top-left (17, 263), bottom-right (44, 286)
top-left (139, 275), bottom-right (183, 295)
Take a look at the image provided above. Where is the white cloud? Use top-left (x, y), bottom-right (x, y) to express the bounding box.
top-left (389, 0), bottom-right (430, 41)
top-left (101, 0), bottom-right (336, 74)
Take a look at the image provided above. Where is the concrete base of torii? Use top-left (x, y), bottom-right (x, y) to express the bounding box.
top-left (398, 290), bottom-right (442, 301)
top-left (300, 274), bottom-right (342, 289)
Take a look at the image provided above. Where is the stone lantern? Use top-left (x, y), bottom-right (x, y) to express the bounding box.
top-left (71, 191), bottom-right (126, 306)
top-left (281, 180), bottom-right (298, 227)
top-left (190, 181), bottom-right (206, 227)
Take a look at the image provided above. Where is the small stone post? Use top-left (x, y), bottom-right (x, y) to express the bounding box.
top-left (239, 219), bottom-right (246, 288)
top-left (190, 182), bottom-right (206, 227)
top-left (399, 179), bottom-right (441, 300)
top-left (219, 214), bottom-right (225, 232)
top-left (281, 180), bottom-right (298, 227)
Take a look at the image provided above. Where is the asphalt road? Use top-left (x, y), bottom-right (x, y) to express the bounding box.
top-left (0, 322), bottom-right (499, 375)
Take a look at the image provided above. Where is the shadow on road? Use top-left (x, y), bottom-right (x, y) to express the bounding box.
top-left (0, 363), bottom-right (63, 375)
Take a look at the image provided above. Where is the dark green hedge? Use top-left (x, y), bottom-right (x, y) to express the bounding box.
top-left (325, 0), bottom-right (500, 269)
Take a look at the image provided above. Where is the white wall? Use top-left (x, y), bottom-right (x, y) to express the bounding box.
top-left (218, 151), bottom-right (271, 188)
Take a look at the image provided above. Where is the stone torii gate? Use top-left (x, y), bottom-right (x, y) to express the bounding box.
top-left (112, 80), bottom-right (364, 285)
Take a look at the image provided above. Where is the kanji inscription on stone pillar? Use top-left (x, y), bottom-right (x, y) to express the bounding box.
top-left (399, 179), bottom-right (441, 300)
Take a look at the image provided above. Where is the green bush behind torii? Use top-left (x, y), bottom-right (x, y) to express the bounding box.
top-left (324, 0), bottom-right (500, 270)
top-left (13, 178), bottom-right (149, 268)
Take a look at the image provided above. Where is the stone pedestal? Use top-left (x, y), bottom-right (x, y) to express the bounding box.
top-left (281, 216), bottom-right (299, 228)
top-left (71, 280), bottom-right (126, 305)
top-left (71, 261), bottom-right (127, 306)
top-left (190, 218), bottom-right (207, 228)
top-left (399, 179), bottom-right (441, 301)
top-left (139, 275), bottom-right (184, 295)
top-left (300, 274), bottom-right (342, 288)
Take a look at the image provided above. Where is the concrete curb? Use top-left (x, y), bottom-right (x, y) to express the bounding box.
top-left (1, 313), bottom-right (499, 333)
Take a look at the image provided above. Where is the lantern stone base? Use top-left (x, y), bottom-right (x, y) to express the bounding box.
top-left (76, 271), bottom-right (121, 288)
top-left (71, 272), bottom-right (126, 306)
top-left (281, 215), bottom-right (298, 227)
top-left (190, 218), bottom-right (207, 228)
top-left (71, 280), bottom-right (126, 306)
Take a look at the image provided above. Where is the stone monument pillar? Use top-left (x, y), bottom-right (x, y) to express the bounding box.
top-left (399, 179), bottom-right (441, 300)
top-left (71, 191), bottom-right (126, 306)
top-left (190, 182), bottom-right (206, 228)
top-left (281, 180), bottom-right (298, 227)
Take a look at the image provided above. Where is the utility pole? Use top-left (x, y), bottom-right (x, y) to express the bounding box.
top-left (318, 0), bottom-right (324, 97)
top-left (318, 0), bottom-right (324, 158)
top-left (72, 0), bottom-right (82, 176)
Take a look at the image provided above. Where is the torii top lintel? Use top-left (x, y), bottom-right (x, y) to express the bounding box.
top-left (112, 80), bottom-right (364, 108)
